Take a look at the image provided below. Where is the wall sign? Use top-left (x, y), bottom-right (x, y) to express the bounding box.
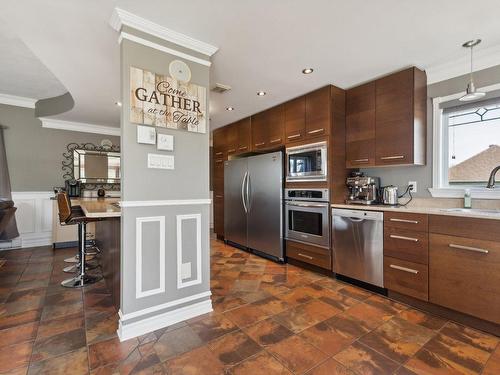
top-left (130, 63), bottom-right (206, 134)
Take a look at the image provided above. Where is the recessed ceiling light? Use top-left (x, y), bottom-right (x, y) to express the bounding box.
top-left (226, 106), bottom-right (234, 111)
top-left (257, 91), bottom-right (266, 96)
top-left (115, 101), bottom-right (122, 107)
top-left (302, 68), bottom-right (314, 74)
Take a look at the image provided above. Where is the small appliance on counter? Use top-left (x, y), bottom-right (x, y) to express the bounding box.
top-left (346, 172), bottom-right (380, 205)
top-left (381, 185), bottom-right (399, 206)
top-left (65, 180), bottom-right (81, 197)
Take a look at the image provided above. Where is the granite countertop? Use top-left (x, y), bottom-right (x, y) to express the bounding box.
top-left (331, 202), bottom-right (500, 221)
top-left (77, 198), bottom-right (121, 218)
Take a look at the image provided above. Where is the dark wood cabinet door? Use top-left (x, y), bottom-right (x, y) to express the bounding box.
top-left (305, 86), bottom-right (331, 138)
top-left (375, 68), bottom-right (414, 165)
top-left (214, 194), bottom-right (224, 236)
top-left (346, 82), bottom-right (376, 167)
top-left (236, 117), bottom-right (251, 153)
top-left (266, 105), bottom-right (285, 147)
top-left (251, 110), bottom-right (268, 150)
top-left (285, 96), bottom-right (306, 143)
top-left (213, 127), bottom-right (226, 158)
top-left (225, 123), bottom-right (238, 156)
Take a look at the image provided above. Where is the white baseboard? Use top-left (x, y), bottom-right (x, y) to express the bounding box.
top-left (117, 298), bottom-right (212, 342)
top-left (20, 232), bottom-right (53, 248)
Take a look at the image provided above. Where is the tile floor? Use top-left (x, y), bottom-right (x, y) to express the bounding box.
top-left (0, 238), bottom-right (499, 374)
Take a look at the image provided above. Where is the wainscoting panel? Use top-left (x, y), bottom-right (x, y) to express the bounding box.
top-left (176, 213), bottom-right (202, 289)
top-left (10, 191), bottom-right (53, 248)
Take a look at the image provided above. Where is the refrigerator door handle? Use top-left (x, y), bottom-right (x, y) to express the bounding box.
top-left (241, 172), bottom-right (248, 213)
top-left (246, 173), bottom-right (251, 212)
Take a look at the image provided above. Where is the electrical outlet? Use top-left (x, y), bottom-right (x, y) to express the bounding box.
top-left (408, 181), bottom-right (417, 193)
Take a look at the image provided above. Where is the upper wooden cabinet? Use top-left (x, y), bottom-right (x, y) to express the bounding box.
top-left (345, 67), bottom-right (426, 168)
top-left (251, 105), bottom-right (285, 150)
top-left (305, 86), bottom-right (331, 138)
top-left (375, 67), bottom-right (426, 166)
top-left (346, 82), bottom-right (376, 167)
top-left (284, 96), bottom-right (306, 143)
top-left (225, 123), bottom-right (238, 156)
top-left (236, 117), bottom-right (251, 153)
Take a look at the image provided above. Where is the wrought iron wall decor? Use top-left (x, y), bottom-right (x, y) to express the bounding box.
top-left (62, 142), bottom-right (121, 191)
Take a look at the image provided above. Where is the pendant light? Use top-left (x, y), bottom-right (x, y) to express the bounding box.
top-left (459, 39), bottom-right (485, 101)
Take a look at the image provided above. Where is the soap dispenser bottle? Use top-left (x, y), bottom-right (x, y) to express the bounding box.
top-left (464, 189), bottom-right (472, 209)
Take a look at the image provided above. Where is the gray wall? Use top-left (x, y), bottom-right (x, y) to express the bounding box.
top-left (361, 64), bottom-right (500, 197)
top-left (0, 103), bottom-right (119, 191)
top-left (119, 33), bottom-right (211, 325)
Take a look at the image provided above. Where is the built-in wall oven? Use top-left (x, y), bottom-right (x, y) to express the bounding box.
top-left (284, 189), bottom-right (330, 248)
top-left (286, 141), bottom-right (327, 182)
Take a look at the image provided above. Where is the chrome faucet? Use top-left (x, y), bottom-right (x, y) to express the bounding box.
top-left (486, 165), bottom-right (500, 188)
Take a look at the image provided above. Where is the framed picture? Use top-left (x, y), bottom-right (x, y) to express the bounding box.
top-left (137, 125), bottom-right (156, 145)
top-left (157, 133), bottom-right (174, 151)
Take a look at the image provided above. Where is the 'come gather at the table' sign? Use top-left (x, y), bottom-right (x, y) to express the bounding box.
top-left (129, 66), bottom-right (207, 134)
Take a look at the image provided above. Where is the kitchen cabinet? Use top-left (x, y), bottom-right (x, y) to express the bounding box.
top-left (286, 240), bottom-right (331, 270)
top-left (346, 82), bottom-right (376, 167)
top-left (383, 212), bottom-right (429, 301)
top-left (213, 194), bottom-right (224, 236)
top-left (375, 67), bottom-right (426, 166)
top-left (305, 86), bottom-right (331, 138)
top-left (284, 96), bottom-right (306, 143)
top-left (225, 123), bottom-right (238, 156)
top-left (236, 117), bottom-right (251, 153)
top-left (251, 105), bottom-right (284, 150)
top-left (213, 127), bottom-right (226, 155)
top-left (429, 215), bottom-right (500, 324)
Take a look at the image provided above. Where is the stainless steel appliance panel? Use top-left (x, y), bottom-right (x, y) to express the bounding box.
top-left (247, 152), bottom-right (283, 260)
top-left (224, 158), bottom-right (248, 247)
top-left (285, 201), bottom-right (330, 248)
top-left (286, 141), bottom-right (327, 182)
top-left (332, 208), bottom-right (384, 287)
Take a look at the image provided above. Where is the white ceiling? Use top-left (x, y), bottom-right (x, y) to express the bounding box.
top-left (1, 0), bottom-right (500, 131)
top-left (0, 23), bottom-right (66, 100)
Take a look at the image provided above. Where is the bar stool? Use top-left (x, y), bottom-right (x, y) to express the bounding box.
top-left (56, 192), bottom-right (102, 287)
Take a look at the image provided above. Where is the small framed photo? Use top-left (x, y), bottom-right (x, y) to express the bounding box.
top-left (137, 125), bottom-right (156, 145)
top-left (157, 133), bottom-right (174, 151)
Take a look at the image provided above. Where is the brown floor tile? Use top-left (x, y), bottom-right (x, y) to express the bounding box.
top-left (5, 288), bottom-right (46, 305)
top-left (317, 289), bottom-right (360, 312)
top-left (188, 312), bottom-right (238, 342)
top-left (273, 299), bottom-right (339, 333)
top-left (27, 347), bottom-right (88, 375)
top-left (334, 341), bottom-right (400, 375)
top-left (313, 277), bottom-right (347, 291)
top-left (299, 321), bottom-right (355, 356)
top-left (224, 303), bottom-right (270, 328)
top-left (345, 301), bottom-right (395, 329)
top-left (207, 330), bottom-right (261, 366)
top-left (164, 346), bottom-right (225, 375)
top-left (251, 295), bottom-right (291, 315)
top-left (306, 358), bottom-right (355, 375)
top-left (1, 366), bottom-right (29, 375)
top-left (0, 321), bottom-right (38, 348)
top-left (0, 309), bottom-right (42, 330)
top-left (337, 284), bottom-right (373, 301)
top-left (36, 314), bottom-right (84, 339)
top-left (242, 318), bottom-right (293, 347)
top-left (88, 336), bottom-right (138, 369)
top-left (276, 286), bottom-right (316, 306)
top-left (229, 351), bottom-right (292, 375)
top-left (86, 311), bottom-right (118, 345)
top-left (405, 333), bottom-right (491, 375)
top-left (40, 300), bottom-right (83, 322)
top-left (153, 325), bottom-right (203, 361)
top-left (359, 316), bottom-right (436, 363)
top-left (439, 321), bottom-right (499, 353)
top-left (398, 308), bottom-right (447, 331)
top-left (211, 295), bottom-right (247, 313)
top-left (43, 289), bottom-right (82, 306)
top-left (31, 328), bottom-right (86, 362)
top-left (483, 343), bottom-right (500, 375)
top-left (0, 341), bottom-right (34, 373)
top-left (268, 334), bottom-right (329, 374)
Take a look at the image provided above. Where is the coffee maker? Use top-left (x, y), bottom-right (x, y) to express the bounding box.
top-left (346, 172), bottom-right (380, 205)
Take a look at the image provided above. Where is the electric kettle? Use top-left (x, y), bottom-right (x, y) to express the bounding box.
top-left (382, 186), bottom-right (399, 205)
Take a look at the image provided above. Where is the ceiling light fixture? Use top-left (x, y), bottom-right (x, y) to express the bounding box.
top-left (302, 68), bottom-right (314, 74)
top-left (115, 101), bottom-right (122, 107)
top-left (226, 106), bottom-right (234, 111)
top-left (459, 39), bottom-right (485, 102)
top-left (257, 91), bottom-right (266, 96)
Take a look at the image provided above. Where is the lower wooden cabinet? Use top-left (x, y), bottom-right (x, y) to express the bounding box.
top-left (429, 232), bottom-right (500, 324)
top-left (286, 240), bottom-right (331, 270)
top-left (213, 194), bottom-right (224, 237)
top-left (384, 256), bottom-right (428, 301)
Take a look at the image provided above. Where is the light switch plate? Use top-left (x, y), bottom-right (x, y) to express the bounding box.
top-left (157, 133), bottom-right (174, 151)
top-left (147, 153), bottom-right (174, 169)
top-left (181, 262), bottom-right (191, 280)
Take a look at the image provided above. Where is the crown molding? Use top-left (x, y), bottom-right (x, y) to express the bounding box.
top-left (0, 93), bottom-right (37, 108)
top-left (40, 117), bottom-right (120, 136)
top-left (425, 43), bottom-right (500, 85)
top-left (110, 7), bottom-right (218, 57)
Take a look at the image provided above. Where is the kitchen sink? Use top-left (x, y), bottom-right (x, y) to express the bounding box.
top-left (440, 208), bottom-right (500, 216)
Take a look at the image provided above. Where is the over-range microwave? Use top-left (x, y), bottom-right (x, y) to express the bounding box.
top-left (286, 141), bottom-right (327, 182)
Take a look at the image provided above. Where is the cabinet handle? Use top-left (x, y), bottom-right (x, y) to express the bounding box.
top-left (270, 138), bottom-right (282, 144)
top-left (390, 234), bottom-right (419, 242)
top-left (389, 218), bottom-right (419, 224)
top-left (238, 146), bottom-right (248, 151)
top-left (390, 264), bottom-right (419, 274)
top-left (254, 142), bottom-right (265, 147)
top-left (353, 158), bottom-right (369, 163)
top-left (215, 159), bottom-right (223, 164)
top-left (215, 152), bottom-right (223, 156)
top-left (227, 148), bottom-right (236, 153)
top-left (380, 155), bottom-right (405, 160)
top-left (449, 244), bottom-right (489, 254)
top-left (287, 134), bottom-right (301, 139)
top-left (298, 253), bottom-right (313, 260)
top-left (215, 195), bottom-right (223, 198)
top-left (307, 128), bottom-right (324, 135)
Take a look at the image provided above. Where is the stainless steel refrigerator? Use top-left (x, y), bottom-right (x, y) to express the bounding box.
top-left (224, 151), bottom-right (283, 261)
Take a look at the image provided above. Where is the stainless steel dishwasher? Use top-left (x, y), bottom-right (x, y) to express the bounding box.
top-left (332, 208), bottom-right (384, 287)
